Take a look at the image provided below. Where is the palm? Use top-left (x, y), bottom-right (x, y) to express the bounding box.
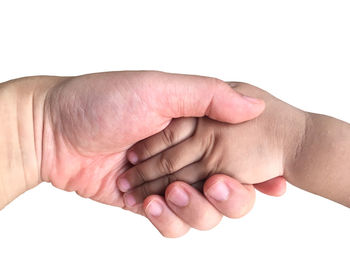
top-left (42, 72), bottom-right (173, 213)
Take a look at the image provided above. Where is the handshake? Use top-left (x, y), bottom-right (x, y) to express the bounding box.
top-left (1, 71), bottom-right (349, 238)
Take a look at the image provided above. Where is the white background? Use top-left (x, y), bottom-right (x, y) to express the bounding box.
top-left (1, 0), bottom-right (350, 262)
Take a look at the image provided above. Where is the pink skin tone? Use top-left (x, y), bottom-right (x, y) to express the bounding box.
top-left (143, 175), bottom-right (286, 236)
top-left (41, 72), bottom-right (265, 214)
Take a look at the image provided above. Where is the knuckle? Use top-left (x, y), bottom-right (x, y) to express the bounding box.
top-left (194, 127), bottom-right (215, 153)
top-left (198, 132), bottom-right (219, 177)
top-left (159, 153), bottom-right (175, 174)
top-left (203, 154), bottom-right (221, 176)
top-left (156, 176), bottom-right (173, 195)
top-left (161, 127), bottom-right (176, 146)
top-left (134, 165), bottom-right (147, 183)
top-left (141, 140), bottom-right (153, 159)
top-left (140, 184), bottom-right (150, 199)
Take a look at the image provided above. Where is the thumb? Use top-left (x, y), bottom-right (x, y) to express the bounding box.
top-left (154, 72), bottom-right (265, 124)
top-left (254, 176), bottom-right (287, 197)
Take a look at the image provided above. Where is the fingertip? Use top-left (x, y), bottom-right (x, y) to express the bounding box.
top-left (208, 82), bottom-right (265, 124)
top-left (238, 93), bottom-right (266, 122)
top-left (203, 174), bottom-right (242, 193)
top-left (166, 184), bottom-right (190, 208)
top-left (277, 179), bottom-right (287, 196)
top-left (143, 195), bottom-right (165, 216)
top-left (164, 182), bottom-right (223, 230)
top-left (271, 176), bottom-right (287, 196)
top-left (143, 195), bottom-right (190, 238)
top-left (123, 192), bottom-right (137, 207)
top-left (254, 176), bottom-right (287, 197)
top-left (226, 81), bottom-right (266, 114)
top-left (116, 176), bottom-right (131, 192)
top-left (205, 180), bottom-right (230, 202)
top-left (247, 96), bottom-right (266, 118)
top-left (242, 95), bottom-right (265, 105)
top-left (127, 150), bottom-right (139, 164)
top-left (143, 195), bottom-right (156, 209)
top-left (203, 174), bottom-right (256, 219)
top-left (144, 197), bottom-right (164, 217)
top-left (164, 181), bottom-right (188, 199)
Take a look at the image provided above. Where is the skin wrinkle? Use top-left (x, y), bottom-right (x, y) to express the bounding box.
top-left (32, 87), bottom-right (40, 184)
top-left (65, 156), bottom-right (97, 193)
top-left (202, 80), bottom-right (222, 120)
top-left (52, 80), bottom-right (87, 154)
top-left (51, 85), bottom-right (100, 156)
top-left (291, 111), bottom-right (309, 167)
top-left (82, 155), bottom-right (120, 199)
top-left (141, 139), bottom-right (154, 160)
top-left (135, 164), bottom-right (147, 185)
top-left (69, 86), bottom-right (93, 150)
top-left (201, 129), bottom-right (218, 177)
top-left (34, 78), bottom-right (54, 185)
top-left (159, 151), bottom-right (176, 175)
top-left (16, 91), bottom-right (28, 190)
top-left (43, 112), bottom-right (78, 187)
top-left (31, 77), bottom-right (51, 184)
top-left (161, 125), bottom-right (176, 147)
top-left (40, 92), bottom-right (53, 183)
top-left (207, 134), bottom-right (225, 178)
top-left (50, 85), bottom-right (76, 154)
top-left (1, 78), bottom-right (46, 208)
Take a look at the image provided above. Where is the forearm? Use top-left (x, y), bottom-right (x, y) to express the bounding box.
top-left (0, 76), bottom-right (59, 209)
top-left (286, 112), bottom-right (350, 207)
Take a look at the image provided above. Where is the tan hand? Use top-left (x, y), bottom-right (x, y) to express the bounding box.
top-left (117, 83), bottom-right (305, 207)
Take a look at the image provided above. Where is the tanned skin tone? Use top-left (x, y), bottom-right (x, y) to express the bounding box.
top-left (118, 82), bottom-right (350, 208)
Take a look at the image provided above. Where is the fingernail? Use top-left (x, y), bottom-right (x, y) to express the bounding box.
top-left (207, 181), bottom-right (230, 201)
top-left (124, 193), bottom-right (136, 207)
top-left (168, 187), bottom-right (189, 207)
top-left (128, 151), bottom-right (138, 164)
top-left (118, 178), bottom-right (131, 192)
top-left (146, 200), bottom-right (163, 217)
top-left (227, 82), bottom-right (239, 88)
top-left (242, 95), bottom-right (262, 104)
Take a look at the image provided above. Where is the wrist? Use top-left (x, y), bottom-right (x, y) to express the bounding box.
top-left (0, 76), bottom-right (62, 209)
top-left (285, 112), bottom-right (350, 206)
top-left (283, 108), bottom-right (310, 182)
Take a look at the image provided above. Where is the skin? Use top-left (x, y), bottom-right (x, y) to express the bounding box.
top-left (0, 72), bottom-right (286, 238)
top-left (118, 82), bottom-right (350, 208)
